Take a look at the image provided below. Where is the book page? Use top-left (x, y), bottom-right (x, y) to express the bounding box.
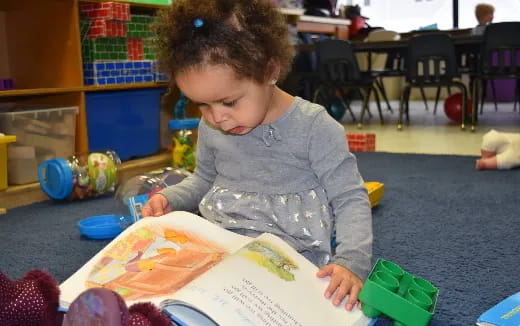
top-left (164, 233), bottom-right (372, 326)
top-left (59, 211), bottom-right (251, 309)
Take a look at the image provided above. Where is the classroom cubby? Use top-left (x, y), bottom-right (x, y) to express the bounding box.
top-left (0, 0), bottom-right (173, 208)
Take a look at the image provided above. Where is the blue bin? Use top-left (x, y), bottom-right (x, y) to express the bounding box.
top-left (85, 89), bottom-right (165, 161)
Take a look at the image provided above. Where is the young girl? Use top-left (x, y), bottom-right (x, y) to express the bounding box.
top-left (143, 0), bottom-right (372, 311)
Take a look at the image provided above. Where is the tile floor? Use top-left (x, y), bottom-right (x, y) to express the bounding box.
top-left (340, 100), bottom-right (520, 156)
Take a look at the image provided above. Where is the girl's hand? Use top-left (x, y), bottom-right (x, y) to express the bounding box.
top-left (141, 194), bottom-right (171, 217)
top-left (316, 264), bottom-right (363, 311)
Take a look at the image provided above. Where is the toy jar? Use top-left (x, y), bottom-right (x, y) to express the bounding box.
top-left (38, 150), bottom-right (121, 200)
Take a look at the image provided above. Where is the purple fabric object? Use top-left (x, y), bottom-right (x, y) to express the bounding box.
top-left (0, 79), bottom-right (14, 90)
top-left (485, 51), bottom-right (520, 102)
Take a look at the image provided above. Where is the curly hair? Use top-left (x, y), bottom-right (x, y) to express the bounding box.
top-left (153, 0), bottom-right (294, 84)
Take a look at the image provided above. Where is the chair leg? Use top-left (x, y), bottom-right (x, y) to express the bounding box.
top-left (420, 87), bottom-right (429, 111)
top-left (454, 83), bottom-right (467, 130)
top-left (472, 79), bottom-right (480, 131)
top-left (358, 88), bottom-right (372, 119)
top-left (375, 77), bottom-right (393, 113)
top-left (514, 79), bottom-right (519, 112)
top-left (490, 80), bottom-right (499, 112)
top-left (433, 86), bottom-right (441, 115)
top-left (372, 85), bottom-right (384, 125)
top-left (405, 87), bottom-right (411, 123)
top-left (358, 87), bottom-right (372, 128)
top-left (480, 79), bottom-right (487, 114)
top-left (398, 85), bottom-right (410, 130)
top-left (338, 90), bottom-right (356, 122)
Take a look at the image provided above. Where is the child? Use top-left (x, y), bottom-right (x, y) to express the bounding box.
top-left (472, 3), bottom-right (494, 35)
top-left (476, 129), bottom-right (520, 170)
top-left (143, 0), bottom-right (373, 311)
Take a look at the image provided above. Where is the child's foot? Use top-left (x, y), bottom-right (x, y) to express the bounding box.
top-left (62, 288), bottom-right (129, 326)
top-left (476, 157), bottom-right (498, 170)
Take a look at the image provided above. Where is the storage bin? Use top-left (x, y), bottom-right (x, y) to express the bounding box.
top-left (85, 89), bottom-right (164, 161)
top-left (0, 135), bottom-right (16, 190)
top-left (7, 145), bottom-right (39, 185)
top-left (0, 106), bottom-right (78, 166)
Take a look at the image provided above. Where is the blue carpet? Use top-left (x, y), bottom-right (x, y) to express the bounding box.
top-left (1, 152), bottom-right (519, 326)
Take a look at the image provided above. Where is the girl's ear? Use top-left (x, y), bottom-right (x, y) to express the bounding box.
top-left (265, 59), bottom-right (281, 85)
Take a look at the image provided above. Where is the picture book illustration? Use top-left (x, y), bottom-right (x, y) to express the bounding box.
top-left (238, 240), bottom-right (299, 281)
top-left (86, 224), bottom-right (227, 301)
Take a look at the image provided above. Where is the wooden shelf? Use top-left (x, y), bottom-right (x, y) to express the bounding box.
top-left (0, 83), bottom-right (169, 98)
top-left (79, 0), bottom-right (169, 9)
top-left (83, 82), bottom-right (168, 92)
top-left (0, 152), bottom-right (171, 210)
top-left (0, 87), bottom-right (84, 98)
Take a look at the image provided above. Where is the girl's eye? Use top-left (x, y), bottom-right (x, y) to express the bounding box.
top-left (223, 100), bottom-right (237, 107)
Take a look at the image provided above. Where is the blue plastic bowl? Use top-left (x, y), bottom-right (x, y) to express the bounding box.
top-left (77, 215), bottom-right (124, 240)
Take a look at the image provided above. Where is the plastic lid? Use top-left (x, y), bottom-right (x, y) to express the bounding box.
top-left (77, 215), bottom-right (124, 240)
top-left (168, 118), bottom-right (200, 130)
top-left (38, 158), bottom-right (74, 200)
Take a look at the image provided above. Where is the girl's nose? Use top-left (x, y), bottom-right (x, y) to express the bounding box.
top-left (211, 107), bottom-right (227, 123)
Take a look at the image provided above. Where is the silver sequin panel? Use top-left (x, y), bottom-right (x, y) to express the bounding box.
top-left (199, 185), bottom-right (333, 266)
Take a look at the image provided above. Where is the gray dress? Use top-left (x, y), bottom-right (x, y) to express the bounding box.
top-left (160, 97), bottom-right (373, 279)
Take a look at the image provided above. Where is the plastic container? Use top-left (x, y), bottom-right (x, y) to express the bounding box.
top-left (0, 135), bottom-right (16, 190)
top-left (0, 106), bottom-right (78, 164)
top-left (85, 89), bottom-right (164, 161)
top-left (38, 150), bottom-right (121, 200)
top-left (115, 167), bottom-right (191, 221)
top-left (169, 94), bottom-right (200, 171)
top-left (115, 166), bottom-right (191, 204)
top-left (77, 214), bottom-right (130, 239)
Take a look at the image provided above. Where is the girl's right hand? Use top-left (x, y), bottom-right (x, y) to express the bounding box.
top-left (141, 194), bottom-right (172, 217)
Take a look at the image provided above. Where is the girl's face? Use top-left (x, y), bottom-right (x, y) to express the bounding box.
top-left (175, 63), bottom-right (279, 135)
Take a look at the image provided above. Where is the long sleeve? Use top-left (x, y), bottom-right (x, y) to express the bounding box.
top-left (307, 111), bottom-right (373, 280)
top-left (159, 120), bottom-right (217, 212)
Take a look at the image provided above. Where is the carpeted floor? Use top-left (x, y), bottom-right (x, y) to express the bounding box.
top-left (1, 152), bottom-right (519, 326)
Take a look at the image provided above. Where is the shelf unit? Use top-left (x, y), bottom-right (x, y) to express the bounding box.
top-left (0, 0), bottom-right (172, 208)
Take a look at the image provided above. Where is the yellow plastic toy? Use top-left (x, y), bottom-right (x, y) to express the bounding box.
top-left (0, 135), bottom-right (16, 191)
top-left (365, 181), bottom-right (384, 208)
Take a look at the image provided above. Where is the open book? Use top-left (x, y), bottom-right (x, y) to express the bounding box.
top-left (60, 211), bottom-right (373, 326)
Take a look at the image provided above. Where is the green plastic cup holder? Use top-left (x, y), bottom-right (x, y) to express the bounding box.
top-left (405, 288), bottom-right (433, 311)
top-left (361, 303), bottom-right (381, 318)
top-left (378, 260), bottom-right (405, 281)
top-left (372, 271), bottom-right (399, 292)
top-left (410, 277), bottom-right (437, 298)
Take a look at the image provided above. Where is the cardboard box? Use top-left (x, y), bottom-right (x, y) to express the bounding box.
top-left (80, 2), bottom-right (131, 21)
top-left (346, 133), bottom-right (376, 152)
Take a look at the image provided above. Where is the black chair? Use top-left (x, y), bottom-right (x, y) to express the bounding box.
top-left (313, 39), bottom-right (383, 125)
top-left (472, 22), bottom-right (520, 127)
top-left (398, 33), bottom-right (469, 130)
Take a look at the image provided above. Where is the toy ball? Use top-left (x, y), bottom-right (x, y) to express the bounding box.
top-left (444, 93), bottom-right (472, 123)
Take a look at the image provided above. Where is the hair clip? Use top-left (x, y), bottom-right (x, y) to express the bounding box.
top-left (193, 18), bottom-right (204, 28)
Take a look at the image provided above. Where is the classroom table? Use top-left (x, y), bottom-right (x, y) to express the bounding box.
top-left (351, 35), bottom-right (483, 73)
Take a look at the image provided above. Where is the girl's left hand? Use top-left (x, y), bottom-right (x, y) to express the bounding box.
top-left (316, 264), bottom-right (363, 311)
